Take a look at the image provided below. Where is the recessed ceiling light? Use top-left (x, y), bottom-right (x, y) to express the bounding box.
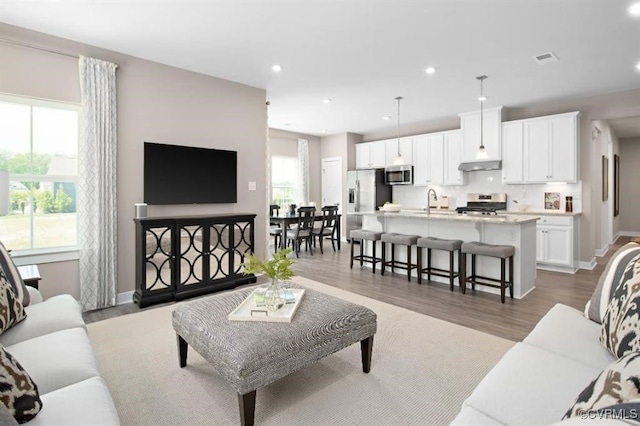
top-left (382, 116), bottom-right (391, 121)
top-left (629, 3), bottom-right (640, 16)
top-left (425, 67), bottom-right (436, 75)
top-left (636, 62), bottom-right (640, 71)
top-left (321, 129), bottom-right (326, 133)
top-left (271, 64), bottom-right (282, 72)
top-left (322, 99), bottom-right (332, 104)
top-left (478, 96), bottom-right (487, 102)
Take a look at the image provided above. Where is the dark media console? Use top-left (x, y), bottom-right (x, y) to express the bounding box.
top-left (133, 213), bottom-right (257, 308)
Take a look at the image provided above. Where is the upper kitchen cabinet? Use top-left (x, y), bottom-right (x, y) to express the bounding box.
top-left (414, 131), bottom-right (463, 186)
top-left (355, 140), bottom-right (386, 169)
top-left (502, 120), bottom-right (525, 183)
top-left (413, 133), bottom-right (445, 186)
top-left (459, 106), bottom-right (505, 162)
top-left (523, 112), bottom-right (579, 183)
top-left (385, 137), bottom-right (413, 166)
top-left (443, 130), bottom-right (464, 185)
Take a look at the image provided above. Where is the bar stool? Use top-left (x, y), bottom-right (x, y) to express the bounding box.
top-left (461, 241), bottom-right (515, 303)
top-left (350, 230), bottom-right (384, 273)
top-left (416, 237), bottom-right (463, 291)
top-left (380, 233), bottom-right (420, 282)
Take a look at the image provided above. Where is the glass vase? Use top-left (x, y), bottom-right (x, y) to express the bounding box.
top-left (264, 278), bottom-right (285, 311)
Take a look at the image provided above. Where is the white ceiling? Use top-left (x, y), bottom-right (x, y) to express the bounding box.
top-left (1, 0), bottom-right (640, 137)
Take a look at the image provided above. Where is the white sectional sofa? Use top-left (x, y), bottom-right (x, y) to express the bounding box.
top-left (451, 303), bottom-right (616, 425)
top-left (0, 287), bottom-right (120, 425)
top-left (452, 242), bottom-right (640, 425)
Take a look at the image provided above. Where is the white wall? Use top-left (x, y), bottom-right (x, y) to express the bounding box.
top-left (0, 23), bottom-right (267, 298)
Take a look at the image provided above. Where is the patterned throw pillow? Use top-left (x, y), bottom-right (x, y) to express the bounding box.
top-left (0, 271), bottom-right (26, 335)
top-left (0, 242), bottom-right (29, 307)
top-left (585, 242), bottom-right (640, 324)
top-left (600, 251), bottom-right (640, 358)
top-left (0, 345), bottom-right (42, 423)
top-left (563, 351), bottom-right (640, 420)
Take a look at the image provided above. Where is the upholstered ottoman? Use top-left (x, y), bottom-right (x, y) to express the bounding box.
top-left (171, 284), bottom-right (377, 426)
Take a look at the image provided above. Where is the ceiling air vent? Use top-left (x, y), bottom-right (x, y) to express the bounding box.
top-left (534, 52), bottom-right (558, 65)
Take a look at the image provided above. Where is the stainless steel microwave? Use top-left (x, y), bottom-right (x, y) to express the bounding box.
top-left (384, 164), bottom-right (413, 185)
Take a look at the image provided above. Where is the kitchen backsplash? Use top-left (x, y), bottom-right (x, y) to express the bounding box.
top-left (393, 169), bottom-right (582, 212)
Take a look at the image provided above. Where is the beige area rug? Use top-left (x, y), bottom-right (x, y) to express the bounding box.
top-left (88, 276), bottom-right (514, 426)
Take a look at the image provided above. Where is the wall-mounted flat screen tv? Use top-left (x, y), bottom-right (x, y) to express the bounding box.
top-left (144, 142), bottom-right (237, 205)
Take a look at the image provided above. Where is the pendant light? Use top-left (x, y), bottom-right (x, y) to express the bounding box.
top-left (476, 75), bottom-right (488, 160)
top-left (393, 96), bottom-right (405, 165)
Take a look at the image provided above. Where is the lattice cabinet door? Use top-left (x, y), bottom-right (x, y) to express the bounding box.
top-left (176, 223), bottom-right (206, 287)
top-left (208, 222), bottom-right (231, 281)
top-left (230, 219), bottom-right (254, 276)
top-left (134, 219), bottom-right (176, 307)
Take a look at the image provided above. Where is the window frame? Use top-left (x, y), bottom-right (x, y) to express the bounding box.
top-left (271, 155), bottom-right (298, 207)
top-left (0, 93), bottom-right (81, 262)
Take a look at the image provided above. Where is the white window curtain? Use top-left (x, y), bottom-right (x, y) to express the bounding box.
top-left (265, 103), bottom-right (272, 260)
top-left (78, 56), bottom-right (118, 312)
top-left (297, 138), bottom-right (309, 206)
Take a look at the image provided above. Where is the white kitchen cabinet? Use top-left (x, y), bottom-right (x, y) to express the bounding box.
top-left (413, 134), bottom-right (444, 185)
top-left (385, 137), bottom-right (413, 166)
top-left (355, 141), bottom-right (386, 169)
top-left (443, 130), bottom-right (464, 185)
top-left (523, 112), bottom-right (579, 183)
top-left (414, 130), bottom-right (463, 186)
top-left (459, 106), bottom-right (505, 162)
top-left (536, 215), bottom-right (578, 273)
top-left (501, 121), bottom-right (524, 183)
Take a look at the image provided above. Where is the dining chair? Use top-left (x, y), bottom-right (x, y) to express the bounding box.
top-left (269, 204), bottom-right (282, 252)
top-left (285, 206), bottom-right (316, 257)
top-left (313, 205), bottom-right (339, 253)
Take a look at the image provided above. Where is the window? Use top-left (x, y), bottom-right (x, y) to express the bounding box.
top-left (271, 156), bottom-right (298, 207)
top-left (0, 95), bottom-right (79, 253)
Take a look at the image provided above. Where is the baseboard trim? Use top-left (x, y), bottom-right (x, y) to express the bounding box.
top-left (617, 231), bottom-right (640, 238)
top-left (580, 258), bottom-right (597, 270)
top-left (116, 291), bottom-right (134, 306)
top-left (595, 244), bottom-right (609, 257)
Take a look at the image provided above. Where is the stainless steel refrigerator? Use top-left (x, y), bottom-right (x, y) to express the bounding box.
top-left (346, 169), bottom-right (392, 241)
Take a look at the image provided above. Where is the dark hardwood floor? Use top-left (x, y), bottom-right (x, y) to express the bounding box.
top-left (84, 236), bottom-right (629, 342)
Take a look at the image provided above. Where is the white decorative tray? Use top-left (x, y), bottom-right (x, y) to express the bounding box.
top-left (228, 287), bottom-right (305, 323)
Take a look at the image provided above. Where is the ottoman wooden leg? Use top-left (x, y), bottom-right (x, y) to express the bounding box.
top-left (177, 334), bottom-right (188, 368)
top-left (238, 390), bottom-right (256, 426)
top-left (360, 335), bottom-right (374, 373)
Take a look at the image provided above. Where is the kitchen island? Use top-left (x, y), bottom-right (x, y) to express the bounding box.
top-left (359, 210), bottom-right (539, 299)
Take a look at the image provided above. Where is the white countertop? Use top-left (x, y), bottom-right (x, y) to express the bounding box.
top-left (359, 209), bottom-right (539, 224)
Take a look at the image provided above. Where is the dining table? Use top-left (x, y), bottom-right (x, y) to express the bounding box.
top-left (269, 212), bottom-right (341, 250)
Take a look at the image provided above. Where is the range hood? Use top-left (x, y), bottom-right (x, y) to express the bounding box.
top-left (458, 160), bottom-right (502, 172)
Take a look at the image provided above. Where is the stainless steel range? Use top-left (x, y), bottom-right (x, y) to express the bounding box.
top-left (456, 193), bottom-right (507, 216)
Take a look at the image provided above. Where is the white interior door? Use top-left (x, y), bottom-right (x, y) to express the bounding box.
top-left (321, 157), bottom-right (342, 212)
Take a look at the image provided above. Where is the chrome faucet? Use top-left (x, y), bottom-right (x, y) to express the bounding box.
top-left (427, 188), bottom-right (437, 216)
